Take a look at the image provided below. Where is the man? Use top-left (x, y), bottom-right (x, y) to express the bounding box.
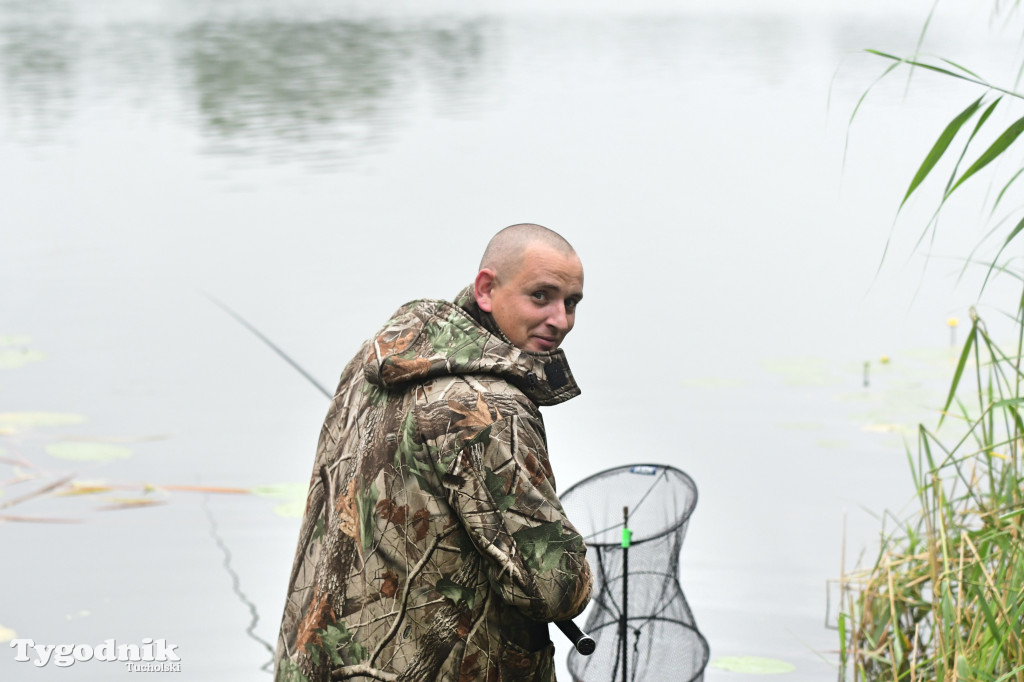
top-left (274, 224), bottom-right (594, 682)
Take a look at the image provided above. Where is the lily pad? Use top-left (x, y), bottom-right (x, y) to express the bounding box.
top-left (861, 423), bottom-right (913, 435)
top-left (710, 656), bottom-right (796, 674)
top-left (0, 412), bottom-right (87, 430)
top-left (0, 335), bottom-right (32, 345)
top-left (762, 358), bottom-right (842, 388)
top-left (273, 499), bottom-right (306, 518)
top-left (252, 483), bottom-right (307, 518)
top-left (777, 422), bottom-right (823, 431)
top-left (46, 442), bottom-right (132, 462)
top-left (0, 336), bottom-right (44, 369)
top-left (252, 482), bottom-right (307, 498)
top-left (0, 624), bottom-right (16, 643)
top-left (0, 349), bottom-right (45, 369)
top-left (680, 377), bottom-right (745, 389)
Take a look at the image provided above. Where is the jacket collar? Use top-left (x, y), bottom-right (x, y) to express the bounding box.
top-left (363, 286), bottom-right (581, 407)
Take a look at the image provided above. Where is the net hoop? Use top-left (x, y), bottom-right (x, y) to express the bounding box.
top-left (560, 463), bottom-right (699, 547)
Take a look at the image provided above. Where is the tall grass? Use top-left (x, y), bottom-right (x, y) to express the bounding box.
top-left (839, 3), bottom-right (1024, 680)
top-left (841, 308), bottom-right (1024, 681)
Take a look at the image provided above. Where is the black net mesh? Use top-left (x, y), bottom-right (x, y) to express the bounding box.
top-left (561, 464), bottom-right (708, 682)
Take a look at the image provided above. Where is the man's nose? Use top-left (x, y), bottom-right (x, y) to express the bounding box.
top-left (547, 302), bottom-right (568, 331)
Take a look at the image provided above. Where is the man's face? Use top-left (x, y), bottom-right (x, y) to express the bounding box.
top-left (475, 243), bottom-right (584, 353)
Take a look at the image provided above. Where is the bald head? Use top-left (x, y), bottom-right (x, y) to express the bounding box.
top-left (474, 223), bottom-right (583, 352)
top-left (479, 223), bottom-right (577, 281)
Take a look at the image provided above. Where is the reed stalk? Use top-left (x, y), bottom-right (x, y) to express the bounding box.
top-left (840, 309), bottom-right (1024, 681)
top-left (839, 3), bottom-right (1024, 678)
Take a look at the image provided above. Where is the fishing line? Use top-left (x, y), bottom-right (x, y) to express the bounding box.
top-left (623, 468), bottom-right (669, 524)
top-left (205, 293), bottom-right (333, 400)
top-left (580, 469), bottom-right (668, 544)
top-left (201, 493), bottom-right (275, 672)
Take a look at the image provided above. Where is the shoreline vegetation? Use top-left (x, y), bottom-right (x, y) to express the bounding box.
top-left (838, 1), bottom-right (1024, 680)
top-left (840, 312), bottom-right (1024, 680)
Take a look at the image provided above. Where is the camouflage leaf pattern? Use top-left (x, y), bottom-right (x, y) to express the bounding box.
top-left (274, 287), bottom-right (593, 682)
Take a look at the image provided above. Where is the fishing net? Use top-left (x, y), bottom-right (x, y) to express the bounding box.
top-left (561, 464), bottom-right (708, 682)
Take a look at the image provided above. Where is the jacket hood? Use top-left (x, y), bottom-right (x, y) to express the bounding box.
top-left (362, 286), bottom-right (581, 406)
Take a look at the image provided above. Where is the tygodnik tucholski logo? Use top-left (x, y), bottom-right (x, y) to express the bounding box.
top-left (10, 638), bottom-right (181, 670)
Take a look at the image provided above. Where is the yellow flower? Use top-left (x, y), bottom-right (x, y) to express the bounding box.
top-left (947, 317), bottom-right (959, 328)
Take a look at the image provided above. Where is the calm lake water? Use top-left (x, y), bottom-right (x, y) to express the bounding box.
top-left (2, 0), bottom-right (1020, 679)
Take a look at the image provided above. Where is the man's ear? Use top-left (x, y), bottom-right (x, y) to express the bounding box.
top-left (474, 269), bottom-right (497, 313)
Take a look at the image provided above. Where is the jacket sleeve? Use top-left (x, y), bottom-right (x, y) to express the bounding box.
top-left (441, 412), bottom-right (593, 622)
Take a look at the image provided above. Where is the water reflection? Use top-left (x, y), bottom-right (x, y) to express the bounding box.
top-left (0, 4), bottom-right (494, 165)
top-left (0, 1), bottom-right (955, 166)
top-left (177, 19), bottom-right (493, 166)
top-left (0, 17), bottom-right (77, 143)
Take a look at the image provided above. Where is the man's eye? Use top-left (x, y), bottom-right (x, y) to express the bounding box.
top-left (531, 292), bottom-right (546, 301)
top-left (566, 299), bottom-right (577, 312)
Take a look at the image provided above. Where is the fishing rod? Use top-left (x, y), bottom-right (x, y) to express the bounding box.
top-left (210, 294), bottom-right (595, 657)
top-left (206, 294), bottom-right (332, 401)
top-left (557, 619), bottom-right (596, 656)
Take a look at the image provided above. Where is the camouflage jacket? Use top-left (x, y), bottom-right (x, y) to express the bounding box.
top-left (274, 287), bottom-right (593, 682)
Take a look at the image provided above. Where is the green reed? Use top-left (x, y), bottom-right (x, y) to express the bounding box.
top-left (838, 3), bottom-right (1024, 678)
top-left (841, 307), bottom-right (1024, 681)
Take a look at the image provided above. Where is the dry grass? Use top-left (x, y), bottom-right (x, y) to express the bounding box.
top-left (840, 313), bottom-right (1024, 681)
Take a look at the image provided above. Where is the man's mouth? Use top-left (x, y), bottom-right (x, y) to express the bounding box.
top-left (532, 336), bottom-right (557, 351)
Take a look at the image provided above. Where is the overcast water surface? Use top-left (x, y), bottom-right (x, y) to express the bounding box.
top-left (1, 0), bottom-right (1020, 679)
